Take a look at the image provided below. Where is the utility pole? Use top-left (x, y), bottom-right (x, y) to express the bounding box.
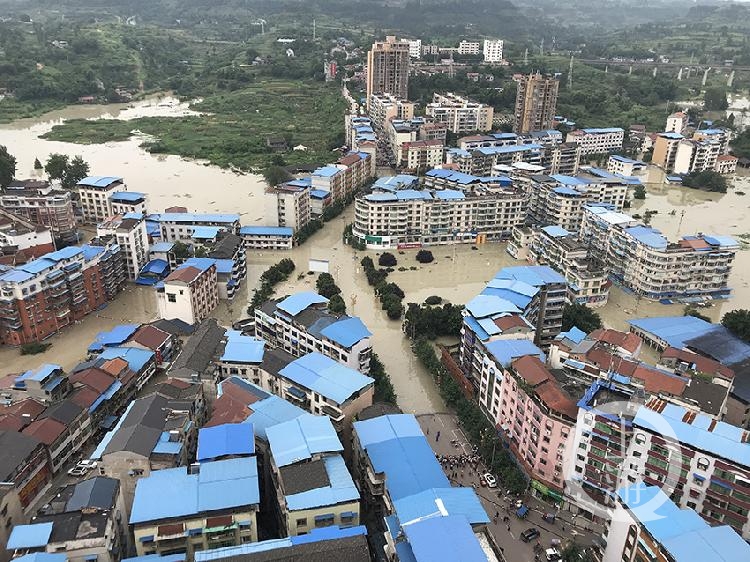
top-left (568, 55), bottom-right (573, 90)
top-left (523, 48), bottom-right (528, 66)
top-left (313, 18), bottom-right (316, 41)
top-left (539, 38), bottom-right (544, 56)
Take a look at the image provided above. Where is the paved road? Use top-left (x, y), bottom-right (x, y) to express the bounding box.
top-left (417, 413), bottom-right (599, 562)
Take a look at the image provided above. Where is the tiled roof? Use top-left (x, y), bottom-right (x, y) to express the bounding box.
top-left (132, 325), bottom-right (171, 351)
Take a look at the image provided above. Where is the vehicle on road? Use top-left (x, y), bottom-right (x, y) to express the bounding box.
top-left (520, 527), bottom-right (540, 542)
top-left (67, 459), bottom-right (98, 477)
top-left (483, 473), bottom-right (497, 488)
top-left (545, 548), bottom-right (562, 561)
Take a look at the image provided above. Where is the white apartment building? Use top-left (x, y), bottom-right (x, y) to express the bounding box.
top-left (254, 291), bottom-right (373, 374)
top-left (400, 140), bottom-right (444, 172)
top-left (483, 39), bottom-right (504, 63)
top-left (157, 259), bottom-right (219, 325)
top-left (509, 225), bottom-right (610, 307)
top-left (694, 128), bottom-right (730, 153)
top-left (674, 138), bottom-right (722, 175)
top-left (1, 180), bottom-right (78, 244)
top-left (458, 40), bottom-right (480, 55)
top-left (109, 191), bottom-right (148, 216)
top-left (652, 132), bottom-right (684, 172)
top-left (425, 93), bottom-right (494, 134)
top-left (607, 155), bottom-right (645, 176)
top-left (353, 175), bottom-right (527, 249)
top-left (565, 128), bottom-right (625, 155)
top-left (408, 39), bottom-right (421, 59)
top-left (665, 111), bottom-right (689, 135)
top-left (151, 212), bottom-right (240, 242)
top-left (96, 214), bottom-right (149, 280)
top-left (368, 93), bottom-right (415, 132)
top-left (239, 226), bottom-right (294, 250)
top-left (580, 205), bottom-right (738, 300)
top-left (264, 180), bottom-right (311, 232)
top-left (77, 176), bottom-right (125, 223)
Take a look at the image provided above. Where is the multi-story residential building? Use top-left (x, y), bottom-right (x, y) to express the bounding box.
top-left (602, 483), bottom-right (750, 562)
top-left (309, 152), bottom-right (372, 203)
top-left (651, 132), bottom-right (684, 171)
top-left (446, 144), bottom-right (542, 175)
top-left (266, 415), bottom-right (360, 537)
top-left (425, 93), bottom-right (494, 134)
top-left (387, 119), bottom-right (447, 169)
top-left (76, 176), bottom-right (125, 223)
top-left (606, 155), bottom-right (645, 177)
top-left (264, 179), bottom-right (311, 232)
top-left (399, 140), bottom-right (444, 172)
top-left (0, 484), bottom-right (23, 562)
top-left (254, 292), bottom-right (373, 374)
top-left (407, 39), bottom-right (421, 59)
top-left (239, 226), bottom-right (294, 250)
top-left (0, 243), bottom-right (126, 346)
top-left (93, 380), bottom-right (205, 514)
top-left (665, 111), bottom-right (689, 135)
top-left (483, 39), bottom-right (504, 63)
top-left (9, 364), bottom-right (70, 404)
top-left (353, 174), bottom-right (528, 249)
top-left (1, 180), bottom-right (77, 244)
top-left (96, 214), bottom-right (149, 280)
top-left (0, 430), bottom-right (52, 510)
top-left (693, 127), bottom-right (730, 153)
top-left (476, 341), bottom-right (576, 501)
top-left (674, 138), bottom-right (722, 175)
top-left (156, 259), bottom-right (219, 325)
top-left (716, 154), bottom-right (739, 175)
top-left (150, 212), bottom-right (240, 243)
top-left (0, 208), bottom-right (55, 261)
top-left (22, 398), bottom-right (93, 474)
top-left (514, 73), bottom-right (559, 134)
top-left (110, 191), bottom-right (148, 216)
top-left (509, 225), bottom-right (610, 307)
top-left (566, 128), bottom-right (625, 155)
top-left (457, 40), bottom-right (480, 55)
top-left (581, 205), bottom-right (738, 300)
top-left (352, 414), bottom-right (494, 561)
top-left (8, 477), bottom-right (127, 562)
top-left (256, 349), bottom-right (374, 432)
top-left (368, 93), bottom-right (415, 132)
top-left (366, 36), bottom-right (410, 108)
top-left (130, 457), bottom-right (259, 556)
top-left (215, 329), bottom-right (266, 382)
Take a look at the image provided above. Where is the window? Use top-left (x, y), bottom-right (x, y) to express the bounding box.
top-left (296, 518), bottom-right (307, 528)
top-left (167, 293), bottom-right (176, 303)
top-left (634, 433), bottom-right (646, 445)
top-left (696, 458), bottom-right (709, 470)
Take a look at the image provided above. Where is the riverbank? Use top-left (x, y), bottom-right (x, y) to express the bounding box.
top-left (38, 79), bottom-right (346, 171)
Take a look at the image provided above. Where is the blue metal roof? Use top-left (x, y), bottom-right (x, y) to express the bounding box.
top-left (434, 189), bottom-right (465, 201)
top-left (124, 555), bottom-right (186, 562)
top-left (14, 555), bottom-right (67, 562)
top-left (633, 405), bottom-right (750, 467)
top-left (239, 226), bottom-right (293, 237)
top-left (78, 176), bottom-right (123, 187)
top-left (465, 294), bottom-right (521, 319)
top-left (286, 454), bottom-right (359, 511)
top-left (88, 324), bottom-right (139, 352)
top-left (197, 423), bottom-right (255, 461)
top-left (485, 339), bottom-right (544, 367)
top-left (110, 191), bottom-right (145, 202)
top-left (541, 225), bottom-right (570, 238)
top-left (277, 292), bottom-right (329, 316)
top-left (309, 190), bottom-right (331, 199)
top-left (401, 516), bottom-right (488, 562)
top-left (552, 174), bottom-right (589, 185)
top-left (182, 257), bottom-right (218, 274)
top-left (617, 483), bottom-right (750, 562)
top-left (221, 330), bottom-right (265, 363)
top-left (393, 487), bottom-right (489, 526)
top-left (312, 166), bottom-right (342, 178)
top-left (7, 522), bottom-right (54, 549)
top-left (140, 259), bottom-right (169, 274)
top-left (476, 144), bottom-right (541, 155)
top-left (659, 132), bottom-right (684, 140)
top-left (625, 226), bottom-right (667, 249)
top-left (320, 316), bottom-right (372, 348)
top-left (97, 346), bottom-right (154, 373)
top-left (481, 279), bottom-right (538, 308)
top-left (553, 186), bottom-right (584, 196)
top-left (266, 414), bottom-right (343, 467)
top-left (697, 128), bottom-right (724, 135)
top-left (130, 457), bottom-right (260, 524)
top-left (278, 353), bottom-right (374, 405)
top-left (610, 155), bottom-right (641, 164)
top-left (703, 234), bottom-right (739, 248)
top-left (628, 316), bottom-right (715, 349)
top-left (495, 265), bottom-right (566, 286)
top-left (153, 213), bottom-right (239, 224)
top-left (191, 226), bottom-right (222, 239)
top-left (16, 364), bottom-right (60, 383)
top-left (581, 127), bottom-right (623, 134)
top-left (556, 326), bottom-right (587, 344)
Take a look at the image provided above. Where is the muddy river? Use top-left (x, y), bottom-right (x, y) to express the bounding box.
top-left (1, 99), bottom-right (749, 413)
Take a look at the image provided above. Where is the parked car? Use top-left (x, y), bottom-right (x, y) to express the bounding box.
top-left (520, 527), bottom-right (540, 542)
top-left (67, 465), bottom-right (88, 477)
top-left (67, 459), bottom-right (97, 477)
top-left (483, 473), bottom-right (497, 488)
top-left (545, 548), bottom-right (562, 561)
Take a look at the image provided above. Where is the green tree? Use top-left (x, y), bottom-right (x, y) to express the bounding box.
top-left (416, 249), bottom-right (434, 263)
top-left (685, 305), bottom-right (710, 322)
top-left (328, 293), bottom-right (347, 315)
top-left (263, 165), bottom-right (292, 187)
top-left (316, 272), bottom-right (341, 299)
top-left (0, 146), bottom-right (16, 188)
top-left (682, 170), bottom-right (727, 193)
top-left (45, 153), bottom-right (69, 181)
top-left (172, 240), bottom-right (191, 260)
top-left (194, 246), bottom-right (208, 258)
top-left (704, 87), bottom-right (729, 111)
top-left (62, 155), bottom-right (90, 188)
top-left (33, 157), bottom-right (43, 170)
top-left (378, 252), bottom-right (397, 267)
top-left (633, 184), bottom-right (646, 199)
top-left (562, 303), bottom-right (603, 333)
top-left (722, 309), bottom-right (750, 342)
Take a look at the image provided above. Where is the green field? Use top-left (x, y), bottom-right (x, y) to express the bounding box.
top-left (41, 79), bottom-right (347, 171)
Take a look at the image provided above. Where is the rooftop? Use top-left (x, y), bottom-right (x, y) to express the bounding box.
top-left (277, 292), bottom-right (329, 316)
top-left (266, 414), bottom-right (343, 467)
top-left (197, 423), bottom-right (256, 462)
top-left (221, 330), bottom-right (265, 364)
top-left (278, 353), bottom-right (374, 405)
top-left (130, 457), bottom-right (260, 524)
top-left (239, 226), bottom-right (294, 237)
top-left (282, 454), bottom-right (359, 511)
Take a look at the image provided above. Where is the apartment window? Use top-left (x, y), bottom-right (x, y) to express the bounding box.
top-left (634, 433), bottom-right (646, 445)
top-left (296, 518), bottom-right (307, 527)
top-left (696, 457), bottom-right (709, 470)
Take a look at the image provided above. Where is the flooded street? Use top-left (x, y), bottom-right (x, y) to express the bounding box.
top-left (2, 98), bottom-right (750, 412)
top-left (1, 95), bottom-right (269, 218)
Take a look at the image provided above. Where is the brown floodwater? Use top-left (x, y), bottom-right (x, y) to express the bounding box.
top-left (2, 99), bottom-right (749, 412)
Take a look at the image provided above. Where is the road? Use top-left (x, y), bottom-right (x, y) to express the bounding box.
top-left (417, 413), bottom-right (600, 562)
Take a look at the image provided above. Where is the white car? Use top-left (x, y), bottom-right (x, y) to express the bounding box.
top-left (67, 460), bottom-right (98, 476)
top-left (483, 473), bottom-right (497, 488)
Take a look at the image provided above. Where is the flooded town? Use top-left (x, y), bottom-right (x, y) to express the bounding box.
top-left (3, 5), bottom-right (750, 562)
